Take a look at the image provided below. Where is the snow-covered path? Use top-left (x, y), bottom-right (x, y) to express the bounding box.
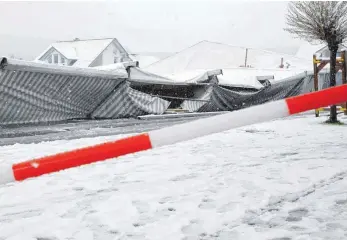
top-left (1, 115), bottom-right (347, 240)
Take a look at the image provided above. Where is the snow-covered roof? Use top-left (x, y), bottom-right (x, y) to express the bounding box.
top-left (129, 54), bottom-right (161, 68)
top-left (144, 40), bottom-right (311, 75)
top-left (92, 63), bottom-right (128, 76)
top-left (216, 67), bottom-right (306, 89)
top-left (295, 42), bottom-right (327, 60)
top-left (36, 38), bottom-right (117, 68)
top-left (161, 69), bottom-right (222, 84)
top-left (2, 57), bottom-right (128, 79)
top-left (128, 67), bottom-right (222, 85)
top-left (296, 41), bottom-right (347, 60)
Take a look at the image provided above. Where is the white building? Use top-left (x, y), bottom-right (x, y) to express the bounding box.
top-left (296, 41), bottom-right (347, 60)
top-left (35, 38), bottom-right (132, 68)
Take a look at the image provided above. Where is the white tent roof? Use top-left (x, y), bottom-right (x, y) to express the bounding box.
top-left (129, 54), bottom-right (161, 68)
top-left (36, 38), bottom-right (115, 68)
top-left (92, 63), bottom-right (128, 76)
top-left (217, 67), bottom-right (306, 89)
top-left (129, 67), bottom-right (222, 85)
top-left (144, 40), bottom-right (311, 75)
top-left (161, 69), bottom-right (222, 84)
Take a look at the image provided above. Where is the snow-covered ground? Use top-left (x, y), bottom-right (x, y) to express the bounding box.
top-left (1, 114), bottom-right (347, 240)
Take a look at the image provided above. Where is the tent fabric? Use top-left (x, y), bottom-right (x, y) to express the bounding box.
top-left (127, 67), bottom-right (223, 109)
top-left (162, 69), bottom-right (222, 84)
top-left (181, 73), bottom-right (315, 112)
top-left (91, 81), bottom-right (170, 119)
top-left (129, 67), bottom-right (222, 85)
top-left (217, 68), bottom-right (305, 89)
top-left (0, 56), bottom-right (339, 126)
top-left (180, 71), bottom-right (338, 113)
top-left (0, 57), bottom-right (126, 125)
top-left (180, 85), bottom-right (213, 112)
top-left (129, 67), bottom-right (175, 85)
top-left (0, 58), bottom-right (170, 125)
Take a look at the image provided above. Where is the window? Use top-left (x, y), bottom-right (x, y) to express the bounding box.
top-left (53, 54), bottom-right (59, 64)
top-left (61, 57), bottom-right (65, 65)
top-left (47, 57), bottom-right (52, 63)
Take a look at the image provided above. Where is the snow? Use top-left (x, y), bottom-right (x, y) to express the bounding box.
top-left (129, 67), bottom-right (222, 85)
top-left (3, 57), bottom-right (128, 79)
top-left (1, 115), bottom-right (347, 239)
top-left (217, 68), bottom-right (306, 89)
top-left (144, 40), bottom-right (311, 76)
top-left (93, 63), bottom-right (129, 76)
top-left (162, 69), bottom-right (222, 84)
top-left (129, 54), bottom-right (161, 68)
top-left (295, 42), bottom-right (326, 60)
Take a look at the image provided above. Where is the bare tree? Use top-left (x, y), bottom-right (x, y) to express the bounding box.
top-left (284, 1), bottom-right (347, 123)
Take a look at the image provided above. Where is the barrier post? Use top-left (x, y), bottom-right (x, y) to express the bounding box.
top-left (313, 54), bottom-right (319, 117)
top-left (342, 51), bottom-right (347, 115)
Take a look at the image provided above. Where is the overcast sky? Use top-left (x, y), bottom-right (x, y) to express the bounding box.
top-left (0, 0), bottom-right (305, 59)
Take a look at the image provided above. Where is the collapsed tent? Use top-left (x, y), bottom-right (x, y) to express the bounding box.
top-left (217, 68), bottom-right (305, 89)
top-left (91, 81), bottom-right (170, 119)
top-left (126, 66), bottom-right (316, 113)
top-left (0, 58), bottom-right (170, 125)
top-left (180, 71), bottom-right (337, 113)
top-left (128, 67), bottom-right (222, 108)
top-left (0, 56), bottom-right (338, 126)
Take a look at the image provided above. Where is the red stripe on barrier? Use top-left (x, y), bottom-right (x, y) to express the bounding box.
top-left (12, 133), bottom-right (152, 181)
top-left (285, 84), bottom-right (347, 115)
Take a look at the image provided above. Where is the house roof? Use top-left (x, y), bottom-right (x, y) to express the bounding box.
top-left (144, 40), bottom-right (311, 75)
top-left (295, 41), bottom-right (347, 60)
top-left (36, 38), bottom-right (118, 67)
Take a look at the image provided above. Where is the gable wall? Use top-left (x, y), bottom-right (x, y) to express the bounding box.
top-left (39, 47), bottom-right (68, 65)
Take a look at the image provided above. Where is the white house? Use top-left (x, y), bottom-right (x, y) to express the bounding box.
top-left (296, 41), bottom-right (347, 60)
top-left (35, 38), bottom-right (132, 68)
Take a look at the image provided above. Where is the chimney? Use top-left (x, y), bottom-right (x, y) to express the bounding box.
top-left (279, 57), bottom-right (284, 68)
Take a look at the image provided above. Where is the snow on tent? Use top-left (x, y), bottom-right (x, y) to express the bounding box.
top-left (181, 68), bottom-right (345, 113)
top-left (127, 66), bottom-right (222, 110)
top-left (0, 57), bottom-right (170, 126)
top-left (180, 72), bottom-right (313, 113)
top-left (144, 40), bottom-right (311, 75)
top-left (138, 40), bottom-right (319, 112)
top-left (125, 65), bottom-right (313, 113)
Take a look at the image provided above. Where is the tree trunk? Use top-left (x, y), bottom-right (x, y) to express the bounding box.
top-left (329, 47), bottom-right (338, 123)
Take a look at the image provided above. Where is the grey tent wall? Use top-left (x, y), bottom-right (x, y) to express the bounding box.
top-left (180, 72), bottom-right (316, 113)
top-left (0, 58), bottom-right (127, 126)
top-left (91, 81), bottom-right (171, 119)
top-left (180, 85), bottom-right (213, 112)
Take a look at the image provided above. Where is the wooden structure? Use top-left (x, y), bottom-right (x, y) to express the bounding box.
top-left (313, 50), bottom-right (347, 117)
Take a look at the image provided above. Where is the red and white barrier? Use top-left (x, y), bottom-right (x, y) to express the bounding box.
top-left (1, 84), bottom-right (347, 185)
